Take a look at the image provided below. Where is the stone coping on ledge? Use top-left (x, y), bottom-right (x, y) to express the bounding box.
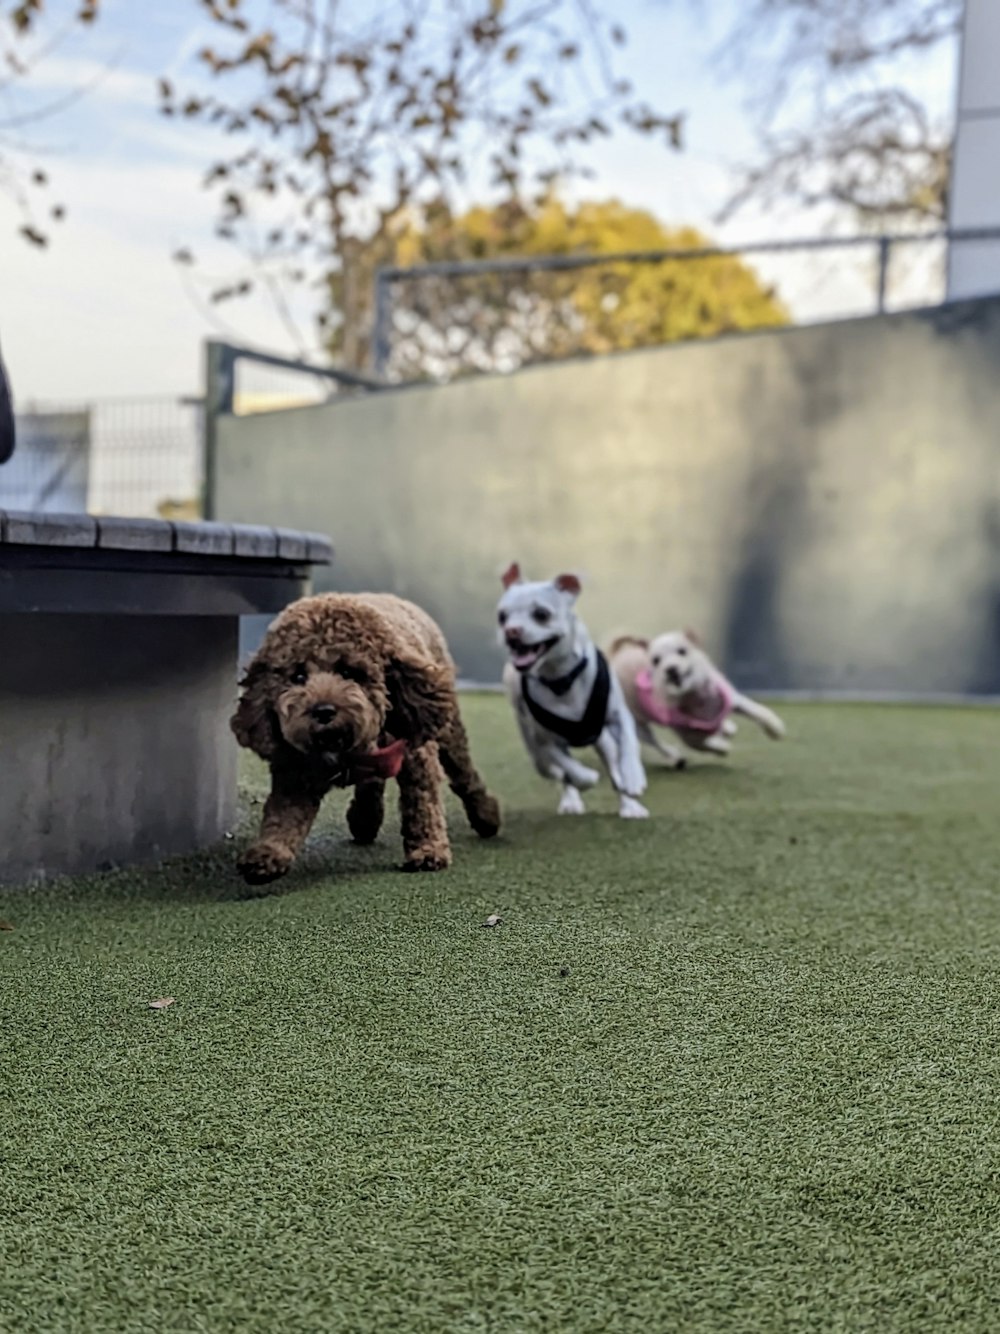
top-left (0, 511), bottom-right (333, 565)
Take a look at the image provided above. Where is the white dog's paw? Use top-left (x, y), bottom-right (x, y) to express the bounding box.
top-left (558, 786), bottom-right (586, 816)
top-left (764, 713), bottom-right (786, 740)
top-left (618, 795), bottom-right (649, 820)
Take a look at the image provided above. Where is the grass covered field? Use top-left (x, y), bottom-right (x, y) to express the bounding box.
top-left (3, 698), bottom-right (1000, 1332)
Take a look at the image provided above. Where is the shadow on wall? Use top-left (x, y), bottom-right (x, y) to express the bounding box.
top-left (719, 332), bottom-right (831, 689)
top-left (722, 468), bottom-right (801, 692)
top-left (970, 501), bottom-right (1000, 694)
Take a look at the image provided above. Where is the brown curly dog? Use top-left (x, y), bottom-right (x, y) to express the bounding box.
top-left (231, 592), bottom-right (501, 885)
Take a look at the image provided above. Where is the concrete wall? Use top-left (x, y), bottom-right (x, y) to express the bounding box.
top-left (0, 615), bottom-right (237, 884)
top-left (948, 0), bottom-right (1000, 299)
top-left (216, 299), bottom-right (1000, 694)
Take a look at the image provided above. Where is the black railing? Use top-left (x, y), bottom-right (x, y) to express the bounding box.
top-left (370, 226), bottom-right (1000, 378)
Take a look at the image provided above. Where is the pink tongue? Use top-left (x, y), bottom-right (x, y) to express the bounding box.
top-left (353, 739), bottom-right (407, 780)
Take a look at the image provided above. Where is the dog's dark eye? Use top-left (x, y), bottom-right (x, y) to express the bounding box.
top-left (337, 661), bottom-right (369, 685)
top-left (532, 607), bottom-right (552, 625)
top-left (497, 610), bottom-right (508, 626)
top-left (677, 646), bottom-right (688, 657)
top-left (651, 655), bottom-right (661, 667)
top-left (290, 664), bottom-right (308, 686)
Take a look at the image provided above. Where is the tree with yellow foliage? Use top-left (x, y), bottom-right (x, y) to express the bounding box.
top-left (353, 194), bottom-right (788, 381)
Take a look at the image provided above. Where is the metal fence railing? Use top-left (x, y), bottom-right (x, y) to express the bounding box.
top-left (3, 345), bottom-right (381, 521)
top-left (370, 227), bottom-right (1000, 381)
top-left (3, 396), bottom-right (205, 519)
top-left (202, 341), bottom-right (382, 518)
top-left (9, 229), bottom-right (1000, 519)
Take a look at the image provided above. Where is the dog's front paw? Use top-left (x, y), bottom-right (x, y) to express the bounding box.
top-left (402, 844), bottom-right (452, 872)
top-left (557, 786), bottom-right (586, 815)
top-left (618, 796), bottom-right (650, 819)
top-left (238, 840), bottom-right (295, 885)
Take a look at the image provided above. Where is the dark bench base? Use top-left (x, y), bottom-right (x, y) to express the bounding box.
top-left (0, 615), bottom-right (238, 883)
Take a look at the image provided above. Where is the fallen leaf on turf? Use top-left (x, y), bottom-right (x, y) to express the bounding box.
top-left (0, 920), bottom-right (14, 931)
top-left (482, 912), bottom-right (503, 928)
top-left (148, 997), bottom-right (175, 1010)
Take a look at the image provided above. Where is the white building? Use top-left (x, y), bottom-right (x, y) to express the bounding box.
top-left (947, 0), bottom-right (1000, 297)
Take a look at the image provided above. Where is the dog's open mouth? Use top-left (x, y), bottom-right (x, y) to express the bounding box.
top-left (507, 635), bottom-right (560, 672)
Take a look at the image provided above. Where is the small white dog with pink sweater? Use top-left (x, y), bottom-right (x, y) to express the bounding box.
top-left (610, 630), bottom-right (785, 766)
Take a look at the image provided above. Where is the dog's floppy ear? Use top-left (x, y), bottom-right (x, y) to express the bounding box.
top-left (684, 627), bottom-right (703, 647)
top-left (500, 561), bottom-right (522, 589)
top-left (385, 650), bottom-right (453, 745)
top-left (553, 572), bottom-right (582, 599)
top-left (230, 660), bottom-right (280, 759)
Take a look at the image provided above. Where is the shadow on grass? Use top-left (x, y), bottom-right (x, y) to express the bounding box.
top-left (4, 819), bottom-right (420, 912)
top-left (645, 759), bottom-right (737, 784)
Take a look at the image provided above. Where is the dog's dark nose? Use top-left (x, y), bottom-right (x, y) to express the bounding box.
top-left (666, 666), bottom-right (682, 687)
top-left (310, 704), bottom-right (336, 725)
top-left (504, 627), bottom-right (522, 644)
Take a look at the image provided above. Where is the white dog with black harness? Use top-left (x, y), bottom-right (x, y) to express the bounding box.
top-left (497, 563), bottom-right (649, 818)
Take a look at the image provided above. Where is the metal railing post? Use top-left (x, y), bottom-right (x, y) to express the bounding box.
top-left (371, 269), bottom-right (393, 380)
top-left (876, 236), bottom-right (892, 315)
top-left (202, 340), bottom-right (236, 521)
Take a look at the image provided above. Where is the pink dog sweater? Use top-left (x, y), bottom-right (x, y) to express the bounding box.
top-left (635, 668), bottom-right (735, 736)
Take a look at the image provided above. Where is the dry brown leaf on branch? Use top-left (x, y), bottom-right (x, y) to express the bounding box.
top-left (0, 920), bottom-right (15, 931)
top-left (147, 997), bottom-right (176, 1010)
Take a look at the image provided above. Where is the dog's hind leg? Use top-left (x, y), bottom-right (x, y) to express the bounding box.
top-left (636, 719), bottom-right (686, 770)
top-left (699, 734), bottom-right (732, 757)
top-left (732, 692), bottom-right (785, 739)
top-left (437, 714), bottom-right (501, 839)
top-left (398, 742), bottom-right (452, 872)
top-left (346, 778), bottom-right (386, 845)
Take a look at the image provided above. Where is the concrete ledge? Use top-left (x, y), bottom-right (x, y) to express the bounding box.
top-left (173, 520), bottom-right (236, 557)
top-left (96, 516), bottom-right (174, 552)
top-left (0, 512), bottom-right (335, 887)
top-left (0, 510), bottom-right (333, 564)
top-left (0, 515), bottom-right (334, 617)
top-left (233, 525), bottom-right (279, 559)
top-left (3, 511), bottom-right (98, 546)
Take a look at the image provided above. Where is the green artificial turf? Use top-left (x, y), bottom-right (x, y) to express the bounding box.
top-left (3, 698), bottom-right (1000, 1333)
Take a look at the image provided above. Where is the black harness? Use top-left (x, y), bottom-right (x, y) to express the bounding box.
top-left (522, 650), bottom-right (611, 749)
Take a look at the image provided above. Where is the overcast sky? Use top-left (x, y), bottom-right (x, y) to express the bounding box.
top-left (0, 0), bottom-right (958, 402)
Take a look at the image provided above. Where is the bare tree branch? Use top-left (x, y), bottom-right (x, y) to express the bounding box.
top-left (713, 0), bottom-right (960, 227)
top-left (165, 0), bottom-right (684, 369)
